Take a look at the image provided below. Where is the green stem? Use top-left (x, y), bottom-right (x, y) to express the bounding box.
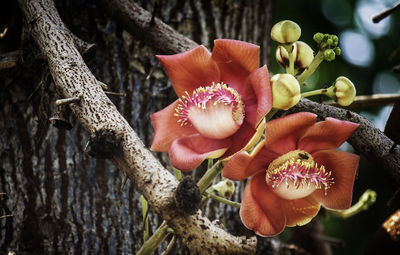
top-left (137, 221), bottom-right (170, 255)
top-left (197, 161), bottom-right (222, 193)
top-left (173, 168), bottom-right (182, 181)
top-left (328, 189), bottom-right (377, 218)
top-left (141, 195), bottom-right (149, 241)
top-left (207, 158), bottom-right (214, 170)
top-left (265, 108), bottom-right (279, 122)
top-left (297, 51), bottom-right (324, 85)
top-left (207, 192), bottom-right (241, 208)
top-left (301, 88), bottom-right (327, 98)
top-left (288, 50), bottom-right (295, 75)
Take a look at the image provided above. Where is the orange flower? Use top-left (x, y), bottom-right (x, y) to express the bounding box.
top-left (222, 112), bottom-right (359, 236)
top-left (151, 40), bottom-right (272, 171)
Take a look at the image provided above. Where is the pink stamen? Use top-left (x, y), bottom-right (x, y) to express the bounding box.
top-left (175, 82), bottom-right (244, 126)
top-left (267, 158), bottom-right (334, 195)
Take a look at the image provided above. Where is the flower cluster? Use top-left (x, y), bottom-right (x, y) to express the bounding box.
top-left (150, 21), bottom-right (360, 237)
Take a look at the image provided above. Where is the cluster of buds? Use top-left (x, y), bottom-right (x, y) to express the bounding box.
top-left (270, 20), bottom-right (356, 108)
top-left (313, 32), bottom-right (342, 61)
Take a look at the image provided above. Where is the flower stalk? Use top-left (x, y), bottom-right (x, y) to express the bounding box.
top-left (328, 189), bottom-right (377, 218)
top-left (297, 50), bottom-right (324, 85)
top-left (137, 221), bottom-right (171, 255)
top-left (197, 161), bottom-right (223, 193)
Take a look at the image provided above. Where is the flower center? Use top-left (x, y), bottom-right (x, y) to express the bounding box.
top-left (175, 82), bottom-right (245, 139)
top-left (265, 150), bottom-right (334, 200)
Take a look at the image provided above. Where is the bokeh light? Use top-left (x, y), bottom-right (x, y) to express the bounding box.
top-left (340, 30), bottom-right (375, 67)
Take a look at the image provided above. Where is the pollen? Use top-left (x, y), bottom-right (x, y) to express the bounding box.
top-left (266, 150), bottom-right (334, 200)
top-left (174, 82), bottom-right (244, 127)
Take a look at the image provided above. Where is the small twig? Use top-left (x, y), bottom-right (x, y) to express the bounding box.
top-left (372, 1), bottom-right (400, 23)
top-left (55, 96), bottom-right (81, 106)
top-left (162, 235), bottom-right (177, 255)
top-left (104, 91), bottom-right (127, 97)
top-left (0, 26), bottom-right (8, 38)
top-left (0, 192), bottom-right (6, 196)
top-left (0, 214), bottom-right (13, 219)
top-left (325, 93), bottom-right (400, 108)
top-left (98, 80), bottom-right (109, 90)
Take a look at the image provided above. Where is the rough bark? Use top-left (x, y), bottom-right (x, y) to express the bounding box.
top-left (16, 0), bottom-right (257, 254)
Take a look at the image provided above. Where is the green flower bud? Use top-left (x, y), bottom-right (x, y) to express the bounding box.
top-left (271, 73), bottom-right (301, 110)
top-left (313, 32), bottom-right (324, 43)
top-left (324, 49), bottom-right (335, 61)
top-left (271, 20), bottom-right (301, 44)
top-left (276, 41), bottom-right (314, 75)
top-left (332, 76), bottom-right (356, 106)
top-left (327, 38), bottom-right (333, 46)
top-left (334, 47), bottom-right (341, 56)
top-left (212, 179), bottom-right (235, 199)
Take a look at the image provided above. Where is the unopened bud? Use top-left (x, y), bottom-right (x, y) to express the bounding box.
top-left (271, 20), bottom-right (301, 44)
top-left (324, 49), bottom-right (336, 61)
top-left (276, 41), bottom-right (314, 75)
top-left (212, 179), bottom-right (235, 199)
top-left (313, 32), bottom-right (324, 44)
top-left (271, 73), bottom-right (301, 110)
top-left (326, 76), bottom-right (356, 106)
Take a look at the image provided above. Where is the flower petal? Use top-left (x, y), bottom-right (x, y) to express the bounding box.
top-left (312, 150), bottom-right (359, 209)
top-left (264, 112), bottom-right (317, 155)
top-left (212, 39), bottom-right (259, 92)
top-left (151, 100), bottom-right (197, 152)
top-left (168, 134), bottom-right (231, 171)
top-left (299, 117), bottom-right (359, 153)
top-left (240, 172), bottom-right (286, 236)
top-left (157, 45), bottom-right (221, 98)
top-left (281, 195), bottom-right (321, 227)
top-left (222, 139), bottom-right (277, 181)
top-left (242, 66), bottom-right (273, 128)
top-left (222, 121), bottom-right (258, 159)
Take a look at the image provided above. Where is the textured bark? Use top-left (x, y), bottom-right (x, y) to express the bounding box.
top-left (16, 0), bottom-right (257, 254)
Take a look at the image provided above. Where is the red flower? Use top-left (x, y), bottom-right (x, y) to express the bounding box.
top-left (151, 39), bottom-right (272, 171)
top-left (222, 112), bottom-right (359, 236)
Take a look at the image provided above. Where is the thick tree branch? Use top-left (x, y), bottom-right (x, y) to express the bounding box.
top-left (100, 0), bottom-right (400, 186)
top-left (99, 0), bottom-right (198, 54)
top-left (17, 0), bottom-right (256, 254)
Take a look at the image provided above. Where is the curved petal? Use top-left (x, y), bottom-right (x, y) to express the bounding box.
top-left (150, 100), bottom-right (197, 152)
top-left (222, 139), bottom-right (277, 181)
top-left (264, 112), bottom-right (317, 155)
top-left (157, 45), bottom-right (221, 98)
top-left (212, 39), bottom-right (259, 92)
top-left (242, 66), bottom-right (273, 128)
top-left (240, 172), bottom-right (286, 236)
top-left (281, 195), bottom-right (321, 227)
top-left (168, 134), bottom-right (231, 172)
top-left (222, 121), bottom-right (256, 158)
top-left (299, 117), bottom-right (359, 153)
top-left (312, 150), bottom-right (359, 209)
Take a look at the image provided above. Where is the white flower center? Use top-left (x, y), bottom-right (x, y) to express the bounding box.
top-left (175, 83), bottom-right (245, 139)
top-left (266, 150), bottom-right (334, 200)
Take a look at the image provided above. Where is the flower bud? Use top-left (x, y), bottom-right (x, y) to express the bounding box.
top-left (212, 179), bottom-right (235, 199)
top-left (324, 49), bottom-right (336, 61)
top-left (313, 32), bottom-right (324, 44)
top-left (276, 41), bottom-right (314, 75)
top-left (271, 73), bottom-right (301, 110)
top-left (271, 20), bottom-right (301, 44)
top-left (331, 76), bottom-right (356, 106)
